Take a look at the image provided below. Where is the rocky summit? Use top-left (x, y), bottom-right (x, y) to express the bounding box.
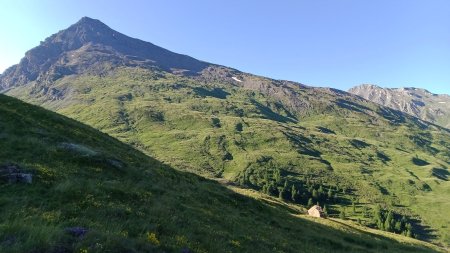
top-left (0, 17), bottom-right (211, 90)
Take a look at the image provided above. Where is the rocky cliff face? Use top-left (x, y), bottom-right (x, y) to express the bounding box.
top-left (0, 17), bottom-right (211, 90)
top-left (349, 84), bottom-right (450, 128)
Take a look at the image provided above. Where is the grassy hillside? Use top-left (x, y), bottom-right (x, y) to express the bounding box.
top-left (6, 67), bottom-right (450, 249)
top-left (0, 94), bottom-right (443, 253)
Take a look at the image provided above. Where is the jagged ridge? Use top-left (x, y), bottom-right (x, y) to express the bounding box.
top-left (349, 84), bottom-right (450, 128)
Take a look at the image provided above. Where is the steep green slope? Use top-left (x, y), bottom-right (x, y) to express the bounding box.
top-left (7, 67), bottom-right (450, 248)
top-left (0, 94), bottom-right (441, 253)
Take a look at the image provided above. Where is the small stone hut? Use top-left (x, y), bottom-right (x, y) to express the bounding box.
top-left (308, 205), bottom-right (324, 218)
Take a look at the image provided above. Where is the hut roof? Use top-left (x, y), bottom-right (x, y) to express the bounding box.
top-left (308, 205), bottom-right (323, 212)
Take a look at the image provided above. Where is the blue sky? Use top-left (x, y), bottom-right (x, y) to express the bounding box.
top-left (1, 0), bottom-right (449, 94)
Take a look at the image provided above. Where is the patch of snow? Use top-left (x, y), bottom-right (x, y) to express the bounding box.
top-left (232, 76), bottom-right (243, 82)
top-left (438, 102), bottom-right (446, 104)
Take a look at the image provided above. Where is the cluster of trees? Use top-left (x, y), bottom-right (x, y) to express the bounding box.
top-left (237, 166), bottom-right (417, 239)
top-left (372, 205), bottom-right (414, 237)
top-left (239, 168), bottom-right (340, 212)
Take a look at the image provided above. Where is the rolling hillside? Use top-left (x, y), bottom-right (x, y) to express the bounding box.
top-left (1, 17), bottom-right (450, 249)
top-left (0, 94), bottom-right (443, 252)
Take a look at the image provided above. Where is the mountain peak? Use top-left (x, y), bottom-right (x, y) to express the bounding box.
top-left (49, 17), bottom-right (117, 47)
top-left (71, 16), bottom-right (113, 33)
top-left (76, 16), bottom-right (104, 25)
top-left (0, 17), bottom-right (211, 89)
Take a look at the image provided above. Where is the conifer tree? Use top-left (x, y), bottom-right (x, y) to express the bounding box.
top-left (405, 223), bottom-right (412, 237)
top-left (318, 185), bottom-right (324, 195)
top-left (291, 185), bottom-right (298, 202)
top-left (312, 189), bottom-right (319, 199)
top-left (323, 204), bottom-right (328, 216)
top-left (339, 207), bottom-right (346, 220)
top-left (394, 221), bottom-right (402, 233)
top-left (274, 169), bottom-right (282, 184)
top-left (327, 188), bottom-right (333, 199)
top-left (262, 184), bottom-right (268, 194)
top-left (384, 211), bottom-right (394, 232)
top-left (307, 198), bottom-right (313, 207)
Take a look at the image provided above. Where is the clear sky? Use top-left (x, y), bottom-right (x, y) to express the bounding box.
top-left (1, 0), bottom-right (449, 94)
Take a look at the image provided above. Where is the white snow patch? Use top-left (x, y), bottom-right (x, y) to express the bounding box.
top-left (232, 76), bottom-right (243, 82)
top-left (438, 102), bottom-right (446, 104)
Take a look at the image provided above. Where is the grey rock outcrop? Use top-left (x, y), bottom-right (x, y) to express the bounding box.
top-left (349, 84), bottom-right (450, 128)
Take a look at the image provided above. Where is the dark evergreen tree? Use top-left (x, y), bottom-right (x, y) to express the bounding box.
top-left (235, 122), bottom-right (243, 132)
top-left (405, 223), bottom-right (413, 237)
top-left (339, 207), bottom-right (346, 220)
top-left (394, 221), bottom-right (402, 233)
top-left (373, 205), bottom-right (384, 230)
top-left (262, 184), bottom-right (268, 194)
top-left (400, 216), bottom-right (407, 231)
top-left (278, 189), bottom-right (284, 200)
top-left (274, 169), bottom-right (282, 184)
top-left (312, 189), bottom-right (319, 199)
top-left (307, 198), bottom-right (313, 207)
top-left (268, 182), bottom-right (278, 196)
top-left (263, 171), bottom-right (270, 184)
top-left (406, 229), bottom-right (413, 238)
top-left (384, 210), bottom-right (394, 232)
top-left (318, 185), bottom-right (324, 195)
top-left (291, 185), bottom-right (298, 202)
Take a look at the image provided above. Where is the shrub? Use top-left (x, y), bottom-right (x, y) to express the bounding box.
top-left (146, 232), bottom-right (160, 246)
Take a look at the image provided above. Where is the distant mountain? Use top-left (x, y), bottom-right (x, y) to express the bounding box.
top-left (2, 17), bottom-right (450, 249)
top-left (349, 84), bottom-right (450, 128)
